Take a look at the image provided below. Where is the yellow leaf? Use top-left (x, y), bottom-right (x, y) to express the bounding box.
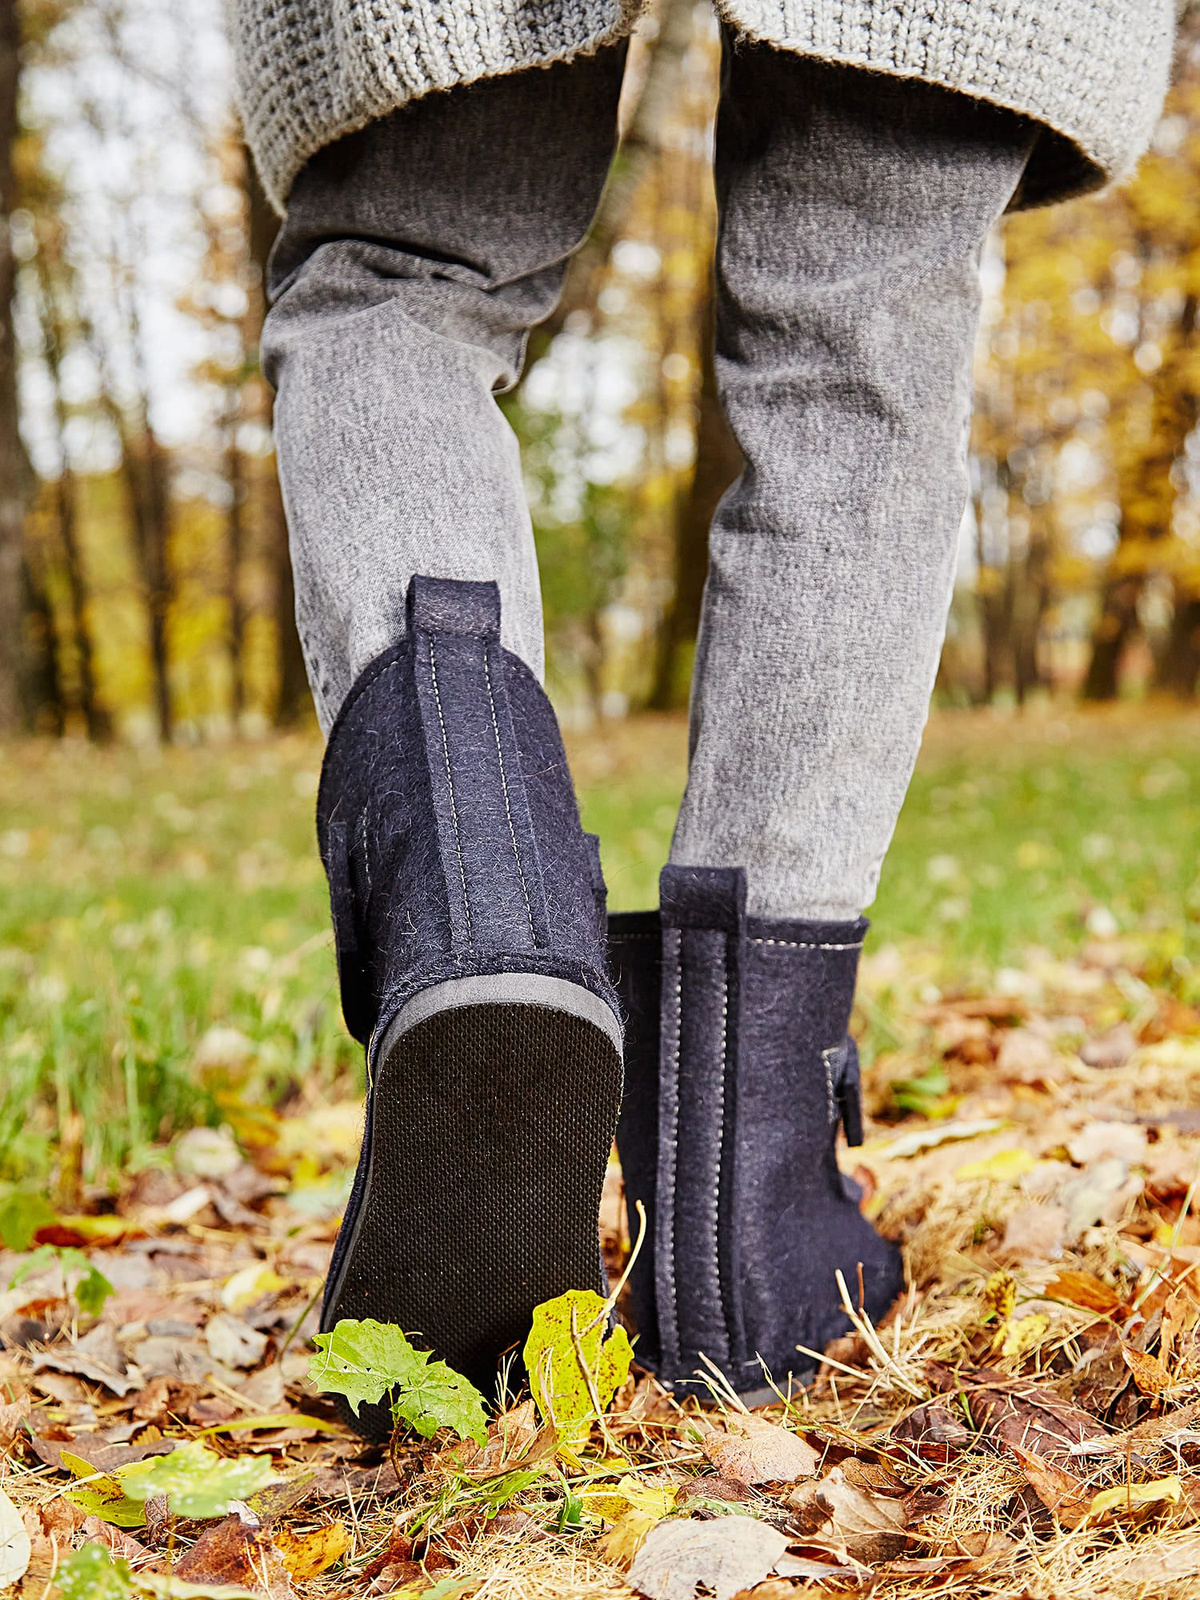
top-left (584, 1474), bottom-right (676, 1522)
top-left (221, 1262), bottom-right (287, 1313)
top-left (957, 1148), bottom-right (1037, 1182)
top-left (984, 1271), bottom-right (1017, 1324)
top-left (522, 1289), bottom-right (633, 1446)
top-left (275, 1520), bottom-right (350, 1580)
top-left (1088, 1475), bottom-right (1182, 1519)
top-left (598, 1507), bottom-right (660, 1569)
top-left (1001, 1313), bottom-right (1051, 1359)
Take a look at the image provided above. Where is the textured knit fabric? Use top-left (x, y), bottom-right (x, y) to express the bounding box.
top-left (267, 44), bottom-right (1031, 921)
top-left (233, 0), bottom-right (1174, 213)
top-left (609, 866), bottom-right (903, 1394)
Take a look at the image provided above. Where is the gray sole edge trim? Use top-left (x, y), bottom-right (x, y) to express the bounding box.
top-left (375, 971), bottom-right (623, 1064)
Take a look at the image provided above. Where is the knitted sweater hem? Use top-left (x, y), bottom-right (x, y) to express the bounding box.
top-left (235, 0), bottom-right (1174, 214)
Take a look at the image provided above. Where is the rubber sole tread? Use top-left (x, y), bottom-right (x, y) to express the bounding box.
top-left (322, 999), bottom-right (622, 1441)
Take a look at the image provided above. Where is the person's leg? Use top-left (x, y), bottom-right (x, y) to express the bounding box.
top-left (613, 49), bottom-right (1035, 1395)
top-left (670, 46), bottom-right (1037, 921)
top-left (265, 57), bottom-right (628, 1432)
top-left (263, 49), bottom-right (625, 731)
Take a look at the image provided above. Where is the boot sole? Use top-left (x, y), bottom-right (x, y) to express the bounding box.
top-left (321, 975), bottom-right (623, 1441)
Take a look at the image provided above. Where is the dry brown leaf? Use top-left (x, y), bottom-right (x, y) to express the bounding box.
top-left (628, 1516), bottom-right (789, 1600)
top-left (675, 1473), bottom-right (755, 1506)
top-left (998, 1203), bottom-right (1068, 1265)
top-left (30, 1430), bottom-right (176, 1473)
top-left (274, 1520), bottom-right (350, 1580)
top-left (173, 1506), bottom-right (297, 1598)
top-left (433, 1398), bottom-right (554, 1483)
top-left (699, 1412), bottom-right (819, 1486)
top-left (891, 1399), bottom-right (975, 1463)
top-left (1045, 1269), bottom-right (1127, 1317)
top-left (934, 1363), bottom-right (1111, 1460)
top-left (1070, 1398), bottom-right (1200, 1459)
top-left (78, 1517), bottom-right (162, 1571)
top-left (29, 1324), bottom-right (139, 1397)
top-left (787, 1466), bottom-right (909, 1562)
top-left (1008, 1443), bottom-right (1094, 1528)
top-left (1122, 1344), bottom-right (1175, 1396)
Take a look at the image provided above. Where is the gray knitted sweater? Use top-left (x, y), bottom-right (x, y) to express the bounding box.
top-left (235, 1), bottom-right (1175, 213)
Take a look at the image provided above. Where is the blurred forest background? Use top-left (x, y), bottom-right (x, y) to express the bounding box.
top-left (0, 0), bottom-right (1199, 741)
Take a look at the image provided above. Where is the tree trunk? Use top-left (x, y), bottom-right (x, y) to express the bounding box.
top-left (20, 552), bottom-right (63, 735)
top-left (245, 159), bottom-right (309, 726)
top-left (1158, 591), bottom-right (1200, 699)
top-left (1082, 575), bottom-right (1142, 701)
top-left (224, 407), bottom-right (247, 725)
top-left (34, 231), bottom-right (109, 740)
top-left (0, 0), bottom-right (25, 734)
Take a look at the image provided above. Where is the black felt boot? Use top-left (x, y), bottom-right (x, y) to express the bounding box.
top-left (318, 576), bottom-right (622, 1435)
top-left (610, 864), bottom-right (901, 1397)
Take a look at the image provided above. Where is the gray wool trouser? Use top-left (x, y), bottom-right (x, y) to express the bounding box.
top-left (263, 39), bottom-right (1034, 922)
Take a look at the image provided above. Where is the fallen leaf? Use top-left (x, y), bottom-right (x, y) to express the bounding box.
top-left (1067, 1122), bottom-right (1148, 1166)
top-left (0, 1486), bottom-right (31, 1587)
top-left (599, 1507), bottom-right (661, 1569)
top-left (1122, 1344), bottom-right (1175, 1397)
top-left (1008, 1444), bottom-right (1093, 1528)
top-left (787, 1466), bottom-right (909, 1562)
top-left (890, 1401), bottom-right (974, 1463)
top-left (204, 1313), bottom-right (268, 1371)
top-left (31, 1431), bottom-right (176, 1474)
top-left (1060, 1158), bottom-right (1139, 1237)
top-left (628, 1516), bottom-right (789, 1600)
top-left (995, 1029), bottom-right (1057, 1083)
top-left (998, 1204), bottom-right (1068, 1264)
top-left (1119, 1533), bottom-right (1200, 1581)
top-left (221, 1264), bottom-right (288, 1315)
top-left (274, 1520), bottom-right (350, 1581)
top-left (931, 1363), bottom-right (1110, 1460)
top-left (676, 1474), bottom-right (755, 1506)
top-left (79, 1516), bottom-right (162, 1570)
top-left (1070, 1397), bottom-right (1200, 1458)
top-left (956, 1147), bottom-right (1037, 1182)
top-left (30, 1323), bottom-right (138, 1397)
top-left (1080, 1024), bottom-right (1138, 1072)
top-left (522, 1289), bottom-right (633, 1443)
top-left (699, 1413), bottom-right (819, 1486)
top-left (869, 1118), bottom-right (1005, 1160)
top-left (1088, 1474), bottom-right (1182, 1520)
top-left (174, 1507), bottom-right (296, 1598)
top-left (1045, 1270), bottom-right (1126, 1317)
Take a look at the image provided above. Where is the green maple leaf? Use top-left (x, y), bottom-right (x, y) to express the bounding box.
top-left (55, 1545), bottom-right (133, 1599)
top-left (9, 1244), bottom-right (114, 1318)
top-left (117, 1441), bottom-right (279, 1519)
top-left (310, 1319), bottom-right (488, 1445)
top-left (0, 1191), bottom-right (54, 1252)
top-left (522, 1288), bottom-right (632, 1442)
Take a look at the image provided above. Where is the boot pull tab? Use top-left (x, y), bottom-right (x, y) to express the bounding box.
top-left (407, 574), bottom-right (501, 640)
top-left (825, 1036), bottom-right (864, 1152)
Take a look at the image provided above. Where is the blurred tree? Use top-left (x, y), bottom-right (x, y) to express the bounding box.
top-left (0, 0), bottom-right (27, 733)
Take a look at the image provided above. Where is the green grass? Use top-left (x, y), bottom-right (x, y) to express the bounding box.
top-left (1, 704), bottom-right (1197, 1186)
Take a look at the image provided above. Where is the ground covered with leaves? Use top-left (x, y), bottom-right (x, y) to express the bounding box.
top-left (0, 707), bottom-right (1199, 1598)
